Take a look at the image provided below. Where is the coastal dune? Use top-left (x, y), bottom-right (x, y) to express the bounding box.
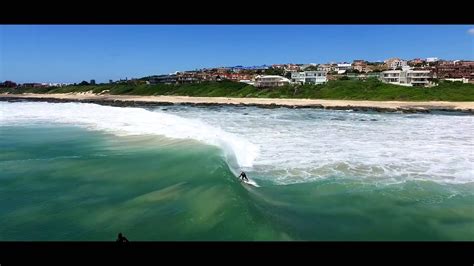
top-left (1, 93), bottom-right (473, 113)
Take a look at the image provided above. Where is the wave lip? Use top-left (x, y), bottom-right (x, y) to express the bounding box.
top-left (0, 102), bottom-right (259, 168)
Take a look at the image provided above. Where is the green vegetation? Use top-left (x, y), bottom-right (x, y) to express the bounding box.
top-left (303, 65), bottom-right (319, 71)
top-left (2, 79), bottom-right (474, 101)
top-left (263, 67), bottom-right (285, 76)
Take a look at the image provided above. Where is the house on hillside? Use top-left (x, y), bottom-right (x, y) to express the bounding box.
top-left (380, 69), bottom-right (434, 87)
top-left (291, 71), bottom-right (327, 85)
top-left (254, 75), bottom-right (290, 88)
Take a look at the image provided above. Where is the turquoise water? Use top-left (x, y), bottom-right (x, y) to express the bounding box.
top-left (1, 101), bottom-right (473, 240)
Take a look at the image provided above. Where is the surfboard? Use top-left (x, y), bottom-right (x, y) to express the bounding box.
top-left (241, 179), bottom-right (259, 187)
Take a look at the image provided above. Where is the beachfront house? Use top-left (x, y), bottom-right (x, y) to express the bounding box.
top-left (254, 75), bottom-right (290, 88)
top-left (291, 71), bottom-right (327, 85)
top-left (380, 69), bottom-right (434, 87)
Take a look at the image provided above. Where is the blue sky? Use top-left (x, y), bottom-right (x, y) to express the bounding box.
top-left (1, 25), bottom-right (473, 83)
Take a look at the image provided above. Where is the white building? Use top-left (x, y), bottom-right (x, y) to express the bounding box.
top-left (254, 75), bottom-right (290, 87)
top-left (426, 57), bottom-right (439, 63)
top-left (380, 69), bottom-right (434, 87)
top-left (335, 63), bottom-right (352, 71)
top-left (291, 71), bottom-right (327, 85)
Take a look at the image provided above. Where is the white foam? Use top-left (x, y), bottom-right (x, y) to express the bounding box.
top-left (0, 102), bottom-right (259, 168)
top-left (159, 106), bottom-right (474, 185)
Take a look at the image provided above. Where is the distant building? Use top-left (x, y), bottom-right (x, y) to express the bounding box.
top-left (335, 63), bottom-right (352, 72)
top-left (408, 58), bottom-right (426, 66)
top-left (426, 57), bottom-right (439, 63)
top-left (284, 64), bottom-right (301, 72)
top-left (220, 73), bottom-right (255, 81)
top-left (176, 72), bottom-right (200, 84)
top-left (90, 79), bottom-right (96, 85)
top-left (216, 68), bottom-right (230, 74)
top-left (196, 72), bottom-right (219, 82)
top-left (317, 64), bottom-right (332, 73)
top-left (109, 80), bottom-right (113, 84)
top-left (254, 75), bottom-right (290, 88)
top-left (291, 71), bottom-right (327, 85)
top-left (384, 58), bottom-right (408, 70)
top-left (272, 64), bottom-right (286, 69)
top-left (149, 74), bottom-right (178, 85)
top-left (381, 69), bottom-right (434, 87)
top-left (21, 83), bottom-right (48, 88)
top-left (352, 60), bottom-right (370, 73)
top-left (0, 80), bottom-right (17, 88)
top-left (46, 83), bottom-right (63, 87)
top-left (435, 61), bottom-right (474, 81)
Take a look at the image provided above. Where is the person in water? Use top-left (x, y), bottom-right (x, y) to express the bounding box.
top-left (116, 232), bottom-right (129, 243)
top-left (238, 171), bottom-right (249, 182)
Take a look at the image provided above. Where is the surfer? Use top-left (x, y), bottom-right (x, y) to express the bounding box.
top-left (238, 171), bottom-right (249, 182)
top-left (116, 232), bottom-right (129, 243)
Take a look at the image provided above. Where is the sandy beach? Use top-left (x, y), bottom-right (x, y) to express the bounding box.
top-left (1, 93), bottom-right (473, 113)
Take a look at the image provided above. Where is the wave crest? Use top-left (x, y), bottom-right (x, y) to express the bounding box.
top-left (0, 102), bottom-right (259, 168)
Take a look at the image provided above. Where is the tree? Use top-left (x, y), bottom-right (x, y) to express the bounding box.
top-left (304, 65), bottom-right (319, 71)
top-left (263, 67), bottom-right (285, 76)
top-left (346, 69), bottom-right (360, 74)
top-left (79, 81), bottom-right (89, 85)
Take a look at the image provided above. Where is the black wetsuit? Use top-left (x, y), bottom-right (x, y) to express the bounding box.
top-left (239, 172), bottom-right (248, 181)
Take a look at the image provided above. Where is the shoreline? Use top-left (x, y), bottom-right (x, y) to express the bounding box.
top-left (1, 93), bottom-right (474, 114)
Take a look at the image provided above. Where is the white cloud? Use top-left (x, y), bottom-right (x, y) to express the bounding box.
top-left (467, 28), bottom-right (474, 35)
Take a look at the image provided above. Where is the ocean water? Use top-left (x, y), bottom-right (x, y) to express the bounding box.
top-left (0, 101), bottom-right (473, 240)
